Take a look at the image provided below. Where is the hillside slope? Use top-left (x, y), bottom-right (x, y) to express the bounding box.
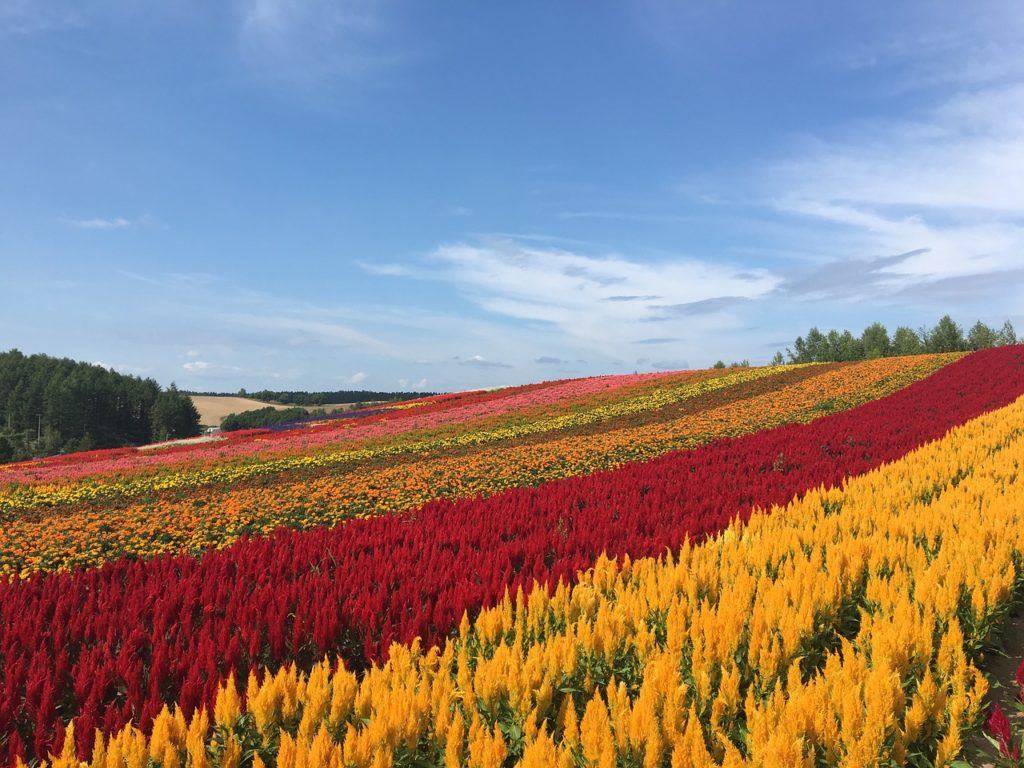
top-left (3, 349), bottom-right (1024, 767)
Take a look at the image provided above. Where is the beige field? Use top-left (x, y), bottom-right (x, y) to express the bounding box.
top-left (190, 396), bottom-right (294, 427)
top-left (190, 396), bottom-right (377, 427)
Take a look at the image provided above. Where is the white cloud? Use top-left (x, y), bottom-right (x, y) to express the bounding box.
top-left (221, 313), bottom-right (395, 354)
top-left (183, 360), bottom-right (212, 372)
top-left (356, 260), bottom-right (415, 277)
top-left (397, 377), bottom-right (431, 389)
top-left (766, 84), bottom-right (1024, 298)
top-left (61, 216), bottom-right (131, 230)
top-left (425, 237), bottom-right (779, 353)
top-left (457, 354), bottom-right (513, 369)
top-left (347, 371), bottom-right (367, 384)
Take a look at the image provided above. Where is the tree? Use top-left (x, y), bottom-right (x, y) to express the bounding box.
top-left (861, 322), bottom-right (890, 359)
top-left (892, 326), bottom-right (923, 356)
top-left (788, 327), bottom-right (828, 363)
top-left (924, 315), bottom-right (966, 353)
top-left (804, 327), bottom-right (827, 362)
top-left (787, 337), bottom-right (807, 364)
top-left (835, 330), bottom-right (864, 361)
top-left (998, 320), bottom-right (1018, 346)
top-left (770, 351), bottom-right (785, 366)
top-left (967, 320), bottom-right (999, 350)
top-left (712, 360), bottom-right (726, 369)
top-left (150, 384), bottom-right (201, 442)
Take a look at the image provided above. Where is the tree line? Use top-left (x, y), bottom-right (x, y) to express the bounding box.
top-left (187, 388), bottom-right (437, 406)
top-left (0, 349), bottom-right (201, 463)
top-left (778, 316), bottom-right (1017, 365)
top-left (220, 406), bottom-right (323, 432)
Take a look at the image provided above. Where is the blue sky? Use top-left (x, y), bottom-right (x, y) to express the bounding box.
top-left (2, 0), bottom-right (1023, 392)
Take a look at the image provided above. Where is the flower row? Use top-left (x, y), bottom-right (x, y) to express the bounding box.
top-left (28, 367), bottom-right (1024, 767)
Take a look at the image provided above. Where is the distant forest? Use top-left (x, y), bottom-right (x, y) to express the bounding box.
top-left (220, 406), bottom-right (321, 432)
top-left (188, 388), bottom-right (436, 405)
top-left (778, 315), bottom-right (1017, 365)
top-left (0, 350), bottom-right (201, 463)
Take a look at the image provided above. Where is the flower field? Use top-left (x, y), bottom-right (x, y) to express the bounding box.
top-left (0, 355), bottom-right (952, 575)
top-left (2, 347), bottom-right (1024, 767)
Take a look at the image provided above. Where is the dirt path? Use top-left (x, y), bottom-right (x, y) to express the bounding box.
top-left (968, 605), bottom-right (1024, 765)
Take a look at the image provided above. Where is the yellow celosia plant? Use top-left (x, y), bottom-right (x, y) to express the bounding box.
top-left (34, 392), bottom-right (1024, 767)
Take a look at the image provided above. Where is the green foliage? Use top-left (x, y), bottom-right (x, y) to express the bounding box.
top-left (967, 320), bottom-right (999, 351)
top-left (221, 406), bottom-right (323, 432)
top-left (712, 360), bottom-right (727, 369)
top-left (0, 349), bottom-right (162, 462)
top-left (924, 314), bottom-right (967, 353)
top-left (150, 384), bottom-right (202, 442)
top-left (861, 322), bottom-right (891, 359)
top-left (892, 326), bottom-right (924, 356)
top-left (999, 320), bottom-right (1018, 346)
top-left (787, 316), bottom-right (1017, 364)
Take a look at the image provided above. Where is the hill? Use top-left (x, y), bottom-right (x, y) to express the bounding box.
top-left (2, 348), bottom-right (1024, 767)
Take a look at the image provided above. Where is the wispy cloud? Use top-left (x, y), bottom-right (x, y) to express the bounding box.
top-left (0, 0), bottom-right (81, 36)
top-left (346, 371), bottom-right (367, 384)
top-left (831, 1), bottom-right (1024, 91)
top-left (357, 260), bottom-right (415, 277)
top-left (456, 354), bottom-right (513, 369)
top-left (61, 216), bottom-right (131, 230)
top-left (633, 337), bottom-right (681, 345)
top-left (398, 377), bottom-right (429, 388)
top-left (760, 81), bottom-right (1024, 307)
top-left (222, 312), bottom-right (396, 354)
top-left (422, 237), bottom-right (779, 354)
top-left (236, 0), bottom-right (404, 87)
top-left (647, 296), bottom-right (753, 319)
top-left (601, 295), bottom-right (661, 302)
top-left (558, 210), bottom-right (689, 223)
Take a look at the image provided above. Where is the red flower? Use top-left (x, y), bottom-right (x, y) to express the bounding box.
top-left (989, 704), bottom-right (1021, 761)
top-left (1016, 658), bottom-right (1024, 702)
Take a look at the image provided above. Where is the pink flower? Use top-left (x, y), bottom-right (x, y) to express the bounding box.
top-left (1016, 658), bottom-right (1024, 701)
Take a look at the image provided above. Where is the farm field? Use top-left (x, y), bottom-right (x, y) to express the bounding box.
top-left (2, 347), bottom-right (1024, 767)
top-left (189, 396), bottom-right (296, 428)
top-left (189, 396), bottom-right (373, 429)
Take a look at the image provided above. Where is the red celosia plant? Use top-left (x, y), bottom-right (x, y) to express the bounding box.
top-left (979, 658), bottom-right (1024, 766)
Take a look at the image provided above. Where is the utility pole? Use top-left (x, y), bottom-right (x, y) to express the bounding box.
top-left (37, 413), bottom-right (42, 441)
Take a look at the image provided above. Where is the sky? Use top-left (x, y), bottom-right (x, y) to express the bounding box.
top-left (1, 0), bottom-right (1023, 393)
